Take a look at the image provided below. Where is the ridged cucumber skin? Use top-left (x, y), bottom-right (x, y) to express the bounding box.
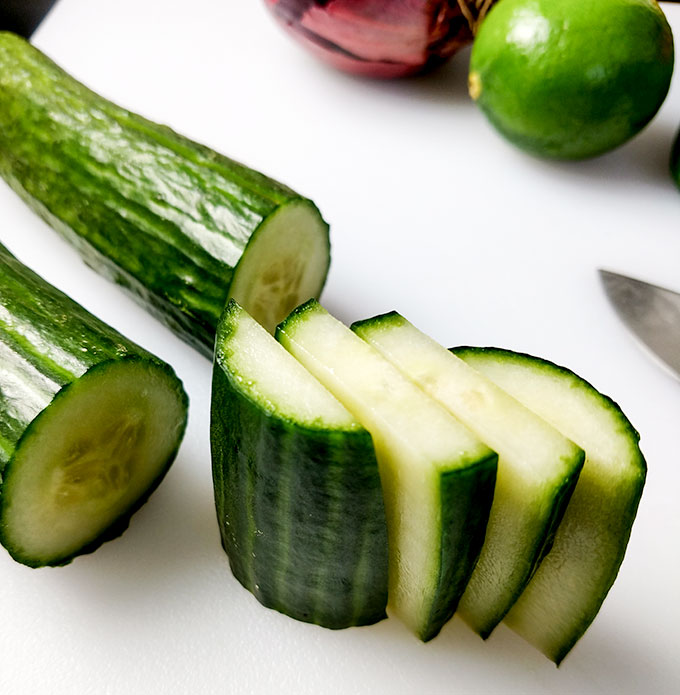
top-left (452, 347), bottom-right (646, 665)
top-left (211, 323), bottom-right (388, 629)
top-left (423, 460), bottom-right (498, 639)
top-left (0, 242), bottom-right (189, 567)
top-left (0, 32), bottom-right (330, 357)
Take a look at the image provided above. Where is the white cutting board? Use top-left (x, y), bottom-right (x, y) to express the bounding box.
top-left (1, 1), bottom-right (679, 693)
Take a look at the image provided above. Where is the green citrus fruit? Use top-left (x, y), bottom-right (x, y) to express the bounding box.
top-left (469, 0), bottom-right (674, 159)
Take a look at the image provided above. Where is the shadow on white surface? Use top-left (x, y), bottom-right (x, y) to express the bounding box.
top-left (334, 46), bottom-right (475, 107)
top-left (530, 120), bottom-right (680, 191)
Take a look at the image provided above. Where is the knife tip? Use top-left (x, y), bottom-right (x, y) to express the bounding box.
top-left (597, 268), bottom-right (621, 291)
top-left (597, 268), bottom-right (617, 280)
top-left (597, 269), bottom-right (655, 295)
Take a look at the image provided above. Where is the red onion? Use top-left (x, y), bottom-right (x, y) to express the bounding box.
top-left (264, 1), bottom-right (497, 78)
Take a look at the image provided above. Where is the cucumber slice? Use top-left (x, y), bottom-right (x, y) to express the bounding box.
top-left (353, 313), bottom-right (584, 637)
top-left (453, 347), bottom-right (646, 665)
top-left (0, 33), bottom-right (330, 355)
top-left (211, 300), bottom-right (388, 628)
top-left (352, 312), bottom-right (584, 638)
top-left (276, 301), bottom-right (498, 641)
top-left (0, 242), bottom-right (188, 567)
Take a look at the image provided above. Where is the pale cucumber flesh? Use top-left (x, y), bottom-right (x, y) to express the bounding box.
top-left (276, 301), bottom-right (497, 640)
top-left (217, 300), bottom-right (357, 428)
top-left (1, 359), bottom-right (187, 567)
top-left (353, 313), bottom-right (584, 637)
top-left (454, 347), bottom-right (646, 664)
top-left (230, 200), bottom-right (331, 334)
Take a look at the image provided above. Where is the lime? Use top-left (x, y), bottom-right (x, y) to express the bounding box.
top-left (468, 0), bottom-right (674, 159)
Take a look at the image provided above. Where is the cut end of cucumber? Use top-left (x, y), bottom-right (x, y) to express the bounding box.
top-left (229, 200), bottom-right (330, 334)
top-left (0, 358), bottom-right (187, 567)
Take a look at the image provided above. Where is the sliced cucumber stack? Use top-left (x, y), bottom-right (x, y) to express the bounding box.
top-left (353, 313), bottom-right (584, 637)
top-left (276, 301), bottom-right (498, 641)
top-left (208, 299), bottom-right (645, 658)
top-left (0, 32), bottom-right (330, 356)
top-left (454, 347), bottom-right (646, 664)
top-left (211, 300), bottom-right (388, 628)
top-left (0, 243), bottom-right (188, 567)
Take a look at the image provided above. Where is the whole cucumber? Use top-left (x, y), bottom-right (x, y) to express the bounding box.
top-left (0, 32), bottom-right (330, 356)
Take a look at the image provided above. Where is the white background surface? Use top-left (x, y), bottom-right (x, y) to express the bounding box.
top-left (1, 1), bottom-right (679, 693)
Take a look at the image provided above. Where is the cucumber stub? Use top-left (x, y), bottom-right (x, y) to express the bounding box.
top-left (211, 300), bottom-right (388, 628)
top-left (0, 243), bottom-right (188, 567)
top-left (453, 347), bottom-right (646, 664)
top-left (0, 32), bottom-right (330, 356)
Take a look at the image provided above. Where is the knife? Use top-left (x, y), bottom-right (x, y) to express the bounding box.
top-left (599, 269), bottom-right (680, 380)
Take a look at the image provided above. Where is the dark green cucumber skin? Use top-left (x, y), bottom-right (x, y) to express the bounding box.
top-left (210, 334), bottom-right (388, 628)
top-left (0, 32), bottom-right (329, 357)
top-left (0, 242), bottom-right (188, 567)
top-left (422, 455), bottom-right (497, 641)
top-left (452, 346), bottom-right (646, 663)
top-left (671, 128), bottom-right (680, 189)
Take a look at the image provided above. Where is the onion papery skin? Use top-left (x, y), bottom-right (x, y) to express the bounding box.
top-left (264, 1), bottom-right (491, 78)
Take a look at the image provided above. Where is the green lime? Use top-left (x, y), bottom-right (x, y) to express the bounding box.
top-left (469, 0), bottom-right (674, 159)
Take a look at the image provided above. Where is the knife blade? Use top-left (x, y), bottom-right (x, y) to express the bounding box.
top-left (599, 269), bottom-right (680, 379)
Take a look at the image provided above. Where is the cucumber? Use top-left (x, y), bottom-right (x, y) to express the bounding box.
top-left (0, 32), bottom-right (330, 357)
top-left (0, 242), bottom-right (188, 567)
top-left (453, 347), bottom-right (646, 665)
top-left (352, 313), bottom-right (585, 637)
top-left (276, 301), bottom-right (498, 641)
top-left (210, 300), bottom-right (388, 628)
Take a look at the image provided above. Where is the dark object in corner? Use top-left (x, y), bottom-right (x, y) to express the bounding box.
top-left (0, 0), bottom-right (58, 37)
